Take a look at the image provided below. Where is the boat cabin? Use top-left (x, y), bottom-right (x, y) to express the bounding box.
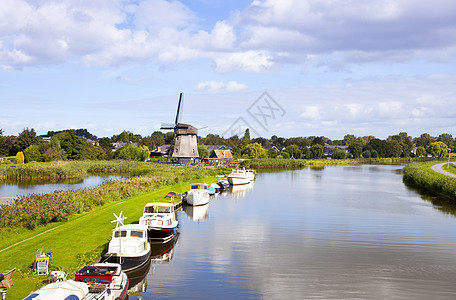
top-left (190, 183), bottom-right (209, 190)
top-left (75, 264), bottom-right (119, 284)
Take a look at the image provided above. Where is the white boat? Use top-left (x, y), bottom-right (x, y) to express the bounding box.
top-left (186, 183), bottom-right (210, 206)
top-left (103, 224), bottom-right (151, 272)
top-left (25, 263), bottom-right (128, 300)
top-left (139, 202), bottom-right (178, 242)
top-left (227, 169), bottom-right (255, 185)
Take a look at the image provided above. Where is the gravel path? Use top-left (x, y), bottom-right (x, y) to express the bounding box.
top-left (431, 162), bottom-right (456, 178)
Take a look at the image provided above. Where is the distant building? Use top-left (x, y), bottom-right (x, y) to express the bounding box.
top-left (324, 145), bottom-right (349, 156)
top-left (150, 144), bottom-right (171, 158)
top-left (263, 145), bottom-right (286, 152)
top-left (112, 141), bottom-right (138, 151)
top-left (202, 149), bottom-right (234, 165)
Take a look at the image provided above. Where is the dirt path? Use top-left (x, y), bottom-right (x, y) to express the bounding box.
top-left (431, 162), bottom-right (456, 178)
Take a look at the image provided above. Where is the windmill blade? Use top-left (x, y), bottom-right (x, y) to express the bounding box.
top-left (174, 93), bottom-right (183, 125)
top-left (160, 122), bottom-right (175, 130)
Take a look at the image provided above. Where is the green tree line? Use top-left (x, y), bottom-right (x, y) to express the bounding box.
top-left (0, 127), bottom-right (454, 163)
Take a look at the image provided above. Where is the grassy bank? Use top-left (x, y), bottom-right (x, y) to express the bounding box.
top-left (0, 175), bottom-right (218, 300)
top-left (240, 157), bottom-right (432, 169)
top-left (403, 161), bottom-right (456, 199)
top-left (0, 163), bottom-right (222, 231)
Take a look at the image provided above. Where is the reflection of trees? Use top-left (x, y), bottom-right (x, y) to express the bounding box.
top-left (403, 176), bottom-right (456, 216)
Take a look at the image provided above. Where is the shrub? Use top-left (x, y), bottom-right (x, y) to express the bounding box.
top-left (16, 151), bottom-right (25, 164)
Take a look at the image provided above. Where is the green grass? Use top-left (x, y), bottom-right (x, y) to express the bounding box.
top-left (442, 162), bottom-right (456, 174)
top-left (0, 176), bottom-right (217, 300)
top-left (403, 161), bottom-right (456, 199)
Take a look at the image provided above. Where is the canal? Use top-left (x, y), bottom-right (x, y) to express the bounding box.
top-left (129, 165), bottom-right (456, 299)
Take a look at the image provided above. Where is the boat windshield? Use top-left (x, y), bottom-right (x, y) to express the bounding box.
top-left (191, 185), bottom-right (208, 190)
top-left (130, 231), bottom-right (144, 238)
top-left (145, 206), bottom-right (171, 213)
top-left (114, 230), bottom-right (127, 238)
top-left (144, 206), bottom-right (155, 213)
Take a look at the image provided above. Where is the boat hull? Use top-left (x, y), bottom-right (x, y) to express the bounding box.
top-left (186, 191), bottom-right (209, 206)
top-left (227, 176), bottom-right (250, 186)
top-left (148, 227), bottom-right (177, 241)
top-left (104, 249), bottom-right (151, 273)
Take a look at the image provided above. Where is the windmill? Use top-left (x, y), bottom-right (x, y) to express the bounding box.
top-left (160, 93), bottom-right (199, 164)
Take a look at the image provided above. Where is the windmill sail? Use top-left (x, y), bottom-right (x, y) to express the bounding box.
top-left (159, 93), bottom-right (199, 164)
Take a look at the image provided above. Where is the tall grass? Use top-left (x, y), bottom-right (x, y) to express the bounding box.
top-left (0, 160), bottom-right (140, 180)
top-left (0, 164), bottom-right (222, 230)
top-left (241, 158), bottom-right (307, 168)
top-left (403, 161), bottom-right (456, 199)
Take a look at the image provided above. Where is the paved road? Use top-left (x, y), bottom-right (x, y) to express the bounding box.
top-left (431, 162), bottom-right (456, 178)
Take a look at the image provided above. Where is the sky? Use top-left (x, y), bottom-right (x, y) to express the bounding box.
top-left (1, 0), bottom-right (456, 140)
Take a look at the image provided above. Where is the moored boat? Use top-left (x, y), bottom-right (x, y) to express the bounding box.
top-left (139, 202), bottom-right (178, 242)
top-left (186, 183), bottom-right (210, 206)
top-left (103, 224), bottom-right (151, 272)
top-left (227, 168), bottom-right (255, 186)
top-left (24, 263), bottom-right (128, 300)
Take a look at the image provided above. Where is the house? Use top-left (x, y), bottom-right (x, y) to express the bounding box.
top-left (324, 145), bottom-right (349, 156)
top-left (206, 145), bottom-right (226, 151)
top-left (202, 149), bottom-right (234, 165)
top-left (150, 144), bottom-right (171, 158)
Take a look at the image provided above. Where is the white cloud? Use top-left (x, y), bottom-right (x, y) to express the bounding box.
top-left (213, 50), bottom-right (274, 73)
top-left (195, 80), bottom-right (248, 92)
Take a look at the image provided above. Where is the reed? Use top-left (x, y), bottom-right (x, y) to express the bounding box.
top-left (241, 158), bottom-right (308, 168)
top-left (0, 164), bottom-right (222, 230)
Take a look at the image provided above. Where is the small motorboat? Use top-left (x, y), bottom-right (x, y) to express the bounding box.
top-left (103, 224), bottom-right (151, 272)
top-left (217, 178), bottom-right (230, 189)
top-left (139, 202), bottom-right (178, 242)
top-left (227, 169), bottom-right (255, 186)
top-left (186, 183), bottom-right (210, 206)
top-left (24, 263), bottom-right (128, 300)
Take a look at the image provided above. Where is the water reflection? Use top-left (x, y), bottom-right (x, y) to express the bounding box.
top-left (183, 203), bottom-right (209, 222)
top-left (230, 182), bottom-right (255, 199)
top-left (0, 174), bottom-right (126, 202)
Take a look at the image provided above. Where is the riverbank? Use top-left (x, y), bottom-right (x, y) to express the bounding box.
top-left (0, 175), bottom-right (219, 300)
top-left (403, 161), bottom-right (456, 199)
top-left (240, 157), bottom-right (433, 169)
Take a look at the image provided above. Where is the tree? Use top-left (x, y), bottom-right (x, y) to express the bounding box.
top-left (437, 133), bottom-right (454, 149)
top-left (413, 133), bottom-right (435, 149)
top-left (311, 136), bottom-right (326, 146)
top-left (362, 150), bottom-right (371, 158)
top-left (55, 130), bottom-right (86, 160)
top-left (243, 143), bottom-right (267, 158)
top-left (429, 142), bottom-right (448, 158)
top-left (302, 147), bottom-right (311, 159)
top-left (416, 146), bottom-right (426, 157)
top-left (16, 151), bottom-right (24, 164)
top-left (0, 129), bottom-right (6, 156)
top-left (115, 144), bottom-right (146, 161)
top-left (310, 144), bottom-right (324, 159)
top-left (23, 144), bottom-right (43, 162)
top-left (82, 143), bottom-right (107, 160)
top-left (388, 140), bottom-right (402, 157)
top-left (235, 128), bottom-right (250, 157)
top-left (370, 150), bottom-right (379, 158)
top-left (343, 134), bottom-right (356, 145)
top-left (348, 141), bottom-right (363, 158)
top-left (198, 144), bottom-right (210, 159)
top-left (332, 148), bottom-right (347, 159)
top-left (267, 147), bottom-right (279, 158)
top-left (13, 128), bottom-right (40, 154)
top-left (285, 145), bottom-right (302, 159)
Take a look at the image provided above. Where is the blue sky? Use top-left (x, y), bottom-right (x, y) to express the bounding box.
top-left (1, 0), bottom-right (456, 140)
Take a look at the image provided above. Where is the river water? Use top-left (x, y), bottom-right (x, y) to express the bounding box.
top-left (128, 165), bottom-right (456, 300)
top-left (0, 175), bottom-right (125, 204)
